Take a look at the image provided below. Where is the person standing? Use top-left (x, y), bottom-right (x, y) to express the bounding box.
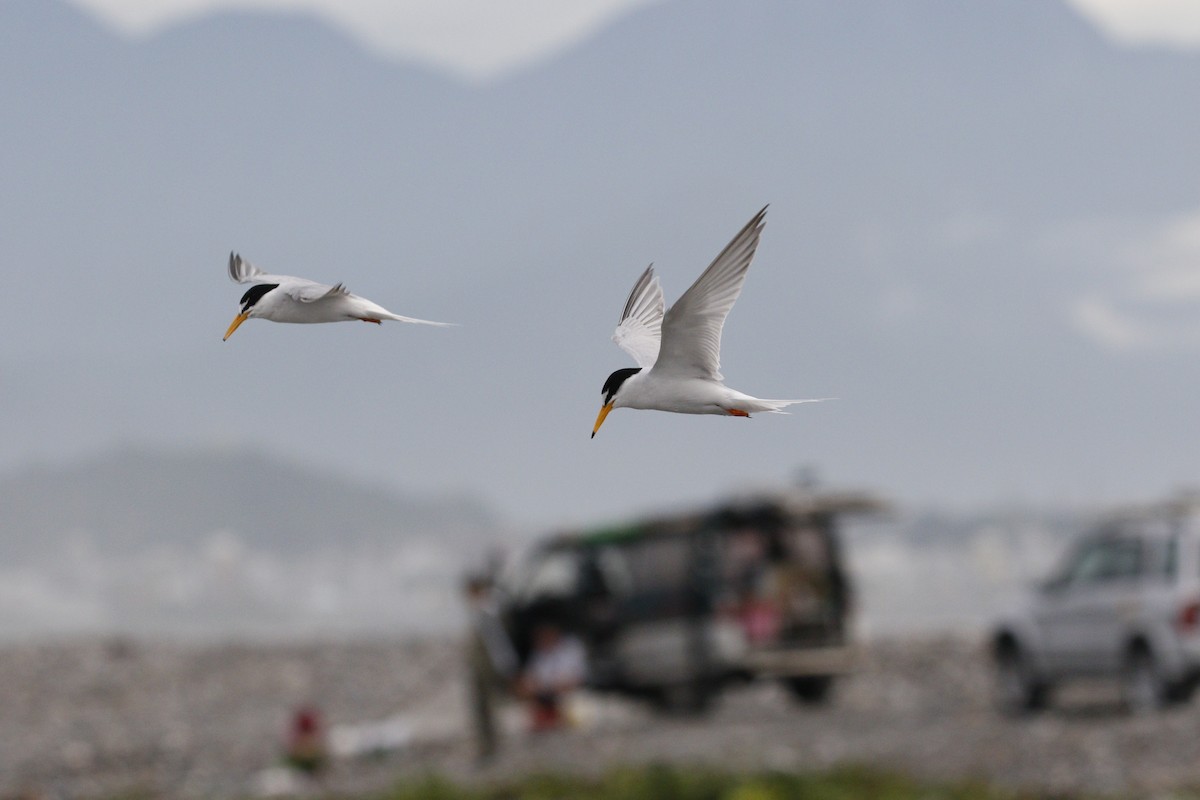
top-left (463, 575), bottom-right (518, 762)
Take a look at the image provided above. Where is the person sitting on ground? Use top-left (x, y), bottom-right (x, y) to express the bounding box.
top-left (284, 705), bottom-right (327, 775)
top-left (518, 620), bottom-right (587, 732)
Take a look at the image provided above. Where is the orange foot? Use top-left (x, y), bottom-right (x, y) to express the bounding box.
top-left (727, 408), bottom-right (751, 417)
top-left (359, 318), bottom-right (382, 325)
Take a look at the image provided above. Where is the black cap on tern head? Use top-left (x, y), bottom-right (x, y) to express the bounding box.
top-left (593, 369), bottom-right (641, 439)
top-left (239, 283), bottom-right (279, 312)
top-left (601, 367), bottom-right (641, 406)
top-left (224, 282), bottom-right (280, 341)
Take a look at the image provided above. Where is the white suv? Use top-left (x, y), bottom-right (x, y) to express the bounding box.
top-left (991, 499), bottom-right (1200, 713)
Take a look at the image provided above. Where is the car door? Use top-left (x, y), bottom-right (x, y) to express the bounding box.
top-left (1034, 535), bottom-right (1101, 673)
top-left (1068, 535), bottom-right (1143, 672)
top-left (1034, 534), bottom-right (1143, 674)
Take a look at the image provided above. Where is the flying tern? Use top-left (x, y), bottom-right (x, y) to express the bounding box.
top-left (223, 252), bottom-right (452, 341)
top-left (592, 206), bottom-right (822, 438)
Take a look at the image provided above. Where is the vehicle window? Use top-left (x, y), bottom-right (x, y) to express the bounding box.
top-left (594, 546), bottom-right (634, 596)
top-left (1144, 534), bottom-right (1178, 581)
top-left (785, 525), bottom-right (830, 570)
top-left (1065, 536), bottom-right (1141, 585)
top-left (722, 528), bottom-right (769, 589)
top-left (619, 537), bottom-right (691, 593)
top-left (1061, 540), bottom-right (1107, 584)
top-left (1106, 538), bottom-right (1142, 580)
top-left (516, 551), bottom-right (580, 601)
top-left (1121, 518), bottom-right (1175, 581)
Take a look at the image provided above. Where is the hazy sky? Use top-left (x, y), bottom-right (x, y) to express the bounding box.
top-left (9, 0), bottom-right (1200, 528)
top-left (65, 0), bottom-right (1200, 80)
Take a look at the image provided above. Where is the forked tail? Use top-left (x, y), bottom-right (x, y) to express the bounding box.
top-left (746, 397), bottom-right (832, 414)
top-left (377, 311), bottom-right (457, 327)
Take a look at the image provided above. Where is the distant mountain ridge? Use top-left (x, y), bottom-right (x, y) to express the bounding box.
top-left (0, 447), bottom-right (499, 562)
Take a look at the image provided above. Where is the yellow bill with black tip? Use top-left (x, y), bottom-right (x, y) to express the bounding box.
top-left (592, 402), bottom-right (613, 438)
top-left (223, 311), bottom-right (249, 341)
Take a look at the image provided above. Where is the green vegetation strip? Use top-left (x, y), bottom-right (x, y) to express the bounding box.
top-left (374, 764), bottom-right (1109, 800)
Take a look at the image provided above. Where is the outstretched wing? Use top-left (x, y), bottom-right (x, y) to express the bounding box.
top-left (286, 281), bottom-right (351, 303)
top-left (228, 252), bottom-right (290, 285)
top-left (652, 206), bottom-right (767, 381)
top-left (611, 264), bottom-right (664, 369)
top-left (228, 253), bottom-right (349, 302)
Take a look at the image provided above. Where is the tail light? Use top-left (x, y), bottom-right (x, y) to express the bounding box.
top-left (1177, 599), bottom-right (1200, 631)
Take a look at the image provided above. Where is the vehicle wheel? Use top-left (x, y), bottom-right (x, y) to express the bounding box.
top-left (1167, 675), bottom-right (1198, 705)
top-left (1123, 647), bottom-right (1169, 714)
top-left (783, 675), bottom-right (835, 706)
top-left (993, 643), bottom-right (1048, 715)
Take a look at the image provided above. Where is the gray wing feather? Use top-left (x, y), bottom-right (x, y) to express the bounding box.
top-left (290, 282), bottom-right (350, 303)
top-left (611, 264), bottom-right (664, 369)
top-left (652, 206), bottom-right (768, 381)
top-left (228, 252), bottom-right (293, 286)
top-left (228, 252), bottom-right (266, 284)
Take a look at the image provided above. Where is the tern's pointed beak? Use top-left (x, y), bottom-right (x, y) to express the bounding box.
top-left (592, 402), bottom-right (614, 439)
top-left (223, 311), bottom-right (249, 341)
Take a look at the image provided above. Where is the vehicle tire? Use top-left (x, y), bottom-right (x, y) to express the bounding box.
top-left (1167, 675), bottom-right (1198, 705)
top-left (782, 675), bottom-right (835, 706)
top-left (993, 642), bottom-right (1049, 715)
top-left (1122, 647), bottom-right (1170, 714)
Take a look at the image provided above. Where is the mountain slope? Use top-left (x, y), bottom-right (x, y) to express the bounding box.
top-left (0, 448), bottom-right (498, 561)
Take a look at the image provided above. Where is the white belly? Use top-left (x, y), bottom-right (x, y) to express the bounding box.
top-left (616, 375), bottom-right (746, 415)
top-left (259, 294), bottom-right (371, 324)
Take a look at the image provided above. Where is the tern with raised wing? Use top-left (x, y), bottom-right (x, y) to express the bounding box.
top-left (223, 252), bottom-right (452, 341)
top-left (592, 207), bottom-right (822, 438)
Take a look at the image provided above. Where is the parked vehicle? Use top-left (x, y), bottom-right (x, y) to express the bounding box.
top-left (495, 487), bottom-right (881, 713)
top-left (991, 494), bottom-right (1200, 714)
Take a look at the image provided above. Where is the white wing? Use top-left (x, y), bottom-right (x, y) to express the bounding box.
top-left (652, 206), bottom-right (767, 381)
top-left (229, 253), bottom-right (349, 302)
top-left (227, 252), bottom-right (291, 286)
top-left (611, 264), bottom-right (664, 369)
top-left (284, 280), bottom-right (351, 303)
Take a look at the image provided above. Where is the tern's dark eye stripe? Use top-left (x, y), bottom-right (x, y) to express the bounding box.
top-left (239, 283), bottom-right (279, 309)
top-left (601, 367), bottom-right (641, 403)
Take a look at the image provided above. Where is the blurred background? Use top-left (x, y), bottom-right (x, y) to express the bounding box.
top-left (4, 0), bottom-right (1200, 796)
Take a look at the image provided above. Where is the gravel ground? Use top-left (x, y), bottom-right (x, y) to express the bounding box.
top-left (3, 636), bottom-right (1200, 798)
